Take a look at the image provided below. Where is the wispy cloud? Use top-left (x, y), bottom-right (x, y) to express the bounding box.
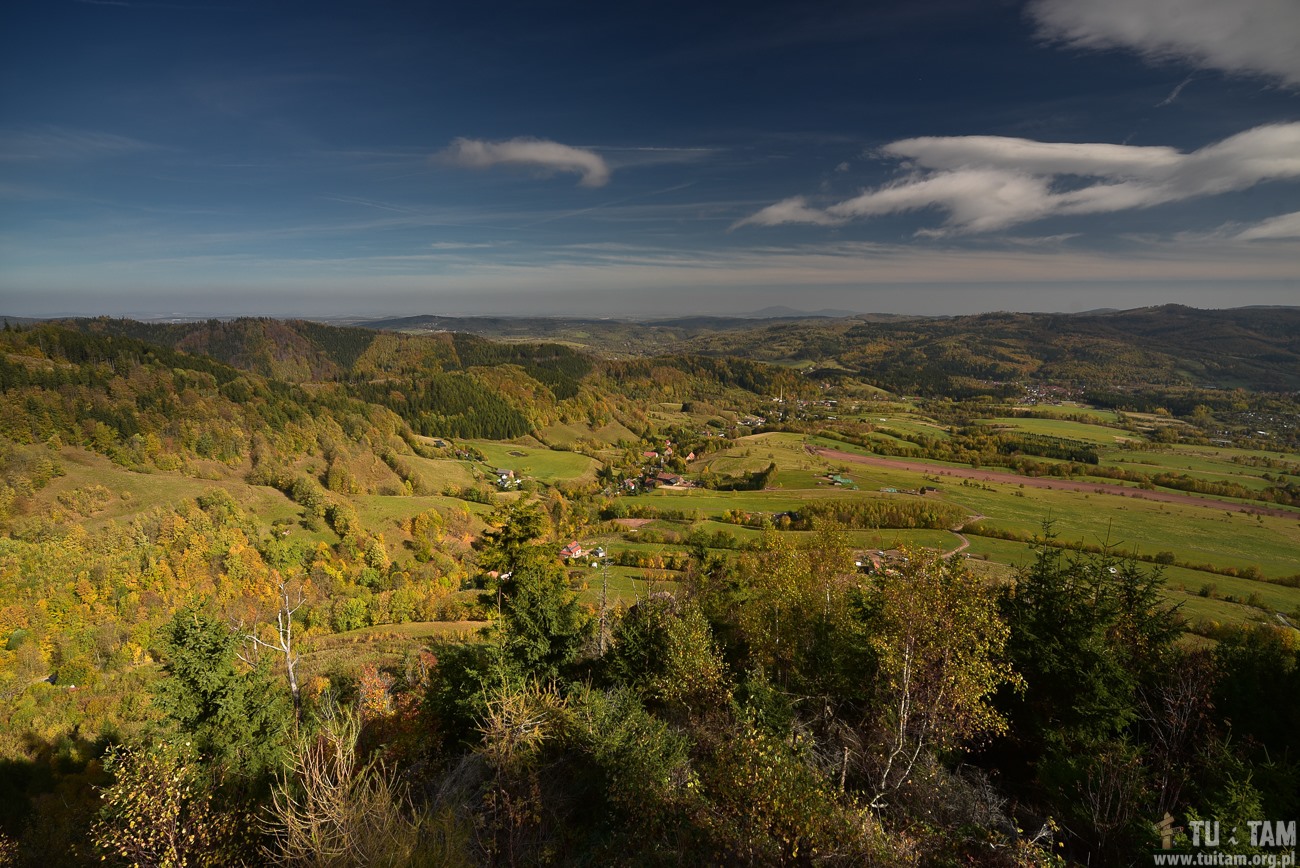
top-left (1155, 74), bottom-right (1195, 107)
top-left (736, 123), bottom-right (1300, 234)
top-left (438, 137), bottom-right (611, 187)
top-left (733, 196), bottom-right (845, 229)
top-left (598, 146), bottom-right (720, 170)
top-left (1235, 210), bottom-right (1300, 241)
top-left (1028, 0), bottom-right (1300, 87)
top-left (427, 241), bottom-right (506, 250)
top-left (0, 125), bottom-right (159, 162)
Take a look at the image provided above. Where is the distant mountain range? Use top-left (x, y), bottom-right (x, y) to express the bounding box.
top-left (8, 304), bottom-right (1299, 393)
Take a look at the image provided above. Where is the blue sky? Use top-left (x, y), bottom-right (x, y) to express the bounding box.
top-left (1, 0), bottom-right (1297, 317)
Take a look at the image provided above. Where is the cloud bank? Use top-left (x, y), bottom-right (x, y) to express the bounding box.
top-left (439, 137), bottom-right (611, 187)
top-left (1027, 0), bottom-right (1300, 87)
top-left (736, 123), bottom-right (1300, 234)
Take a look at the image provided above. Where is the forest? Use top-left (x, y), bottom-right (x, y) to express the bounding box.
top-left (0, 316), bottom-right (1297, 866)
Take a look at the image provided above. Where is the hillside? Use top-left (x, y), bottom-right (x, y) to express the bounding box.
top-left (357, 305), bottom-right (1300, 393)
top-left (1, 315), bottom-right (1298, 866)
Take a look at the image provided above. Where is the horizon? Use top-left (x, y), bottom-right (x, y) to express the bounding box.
top-left (6, 301), bottom-right (1300, 326)
top-left (2, 0), bottom-right (1298, 317)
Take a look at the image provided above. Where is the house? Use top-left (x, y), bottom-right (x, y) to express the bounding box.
top-left (559, 542), bottom-right (586, 560)
top-left (655, 473), bottom-right (683, 486)
top-left (643, 450), bottom-right (659, 459)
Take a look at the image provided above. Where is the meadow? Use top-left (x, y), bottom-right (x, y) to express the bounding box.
top-left (465, 440), bottom-right (599, 483)
top-left (630, 423), bottom-right (1300, 628)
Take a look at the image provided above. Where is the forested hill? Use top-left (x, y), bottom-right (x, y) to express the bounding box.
top-left (357, 305), bottom-right (1300, 393)
top-left (0, 319), bottom-right (814, 446)
top-left (46, 317), bottom-right (593, 392)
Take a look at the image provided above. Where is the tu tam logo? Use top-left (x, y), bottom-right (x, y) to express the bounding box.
top-left (1187, 820), bottom-right (1297, 848)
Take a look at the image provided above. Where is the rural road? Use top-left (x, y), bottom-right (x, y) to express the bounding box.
top-left (943, 531), bottom-right (971, 559)
top-left (810, 447), bottom-right (1300, 519)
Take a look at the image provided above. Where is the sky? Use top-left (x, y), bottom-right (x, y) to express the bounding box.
top-left (1, 0), bottom-right (1297, 318)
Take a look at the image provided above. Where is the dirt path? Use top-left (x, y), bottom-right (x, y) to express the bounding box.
top-left (943, 531), bottom-right (971, 559)
top-left (811, 447), bottom-right (1300, 519)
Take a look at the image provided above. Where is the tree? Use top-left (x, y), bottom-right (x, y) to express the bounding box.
top-left (480, 503), bottom-right (592, 682)
top-left (240, 573), bottom-right (305, 722)
top-left (733, 523), bottom-right (867, 702)
top-left (999, 534), bottom-right (1183, 760)
top-left (92, 741), bottom-right (251, 867)
top-left (153, 608), bottom-right (291, 784)
top-left (860, 548), bottom-right (1020, 807)
top-left (264, 703), bottom-right (434, 867)
top-left (605, 593), bottom-right (730, 719)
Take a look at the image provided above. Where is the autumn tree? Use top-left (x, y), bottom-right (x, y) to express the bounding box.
top-left (263, 703), bottom-right (435, 867)
top-left (92, 741), bottom-right (252, 867)
top-left (859, 548), bottom-right (1020, 808)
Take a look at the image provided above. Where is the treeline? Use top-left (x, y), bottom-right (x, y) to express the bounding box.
top-left (0, 323), bottom-right (439, 479)
top-left (350, 372), bottom-right (532, 440)
top-left (604, 354), bottom-right (812, 402)
top-left (783, 498), bottom-right (966, 531)
top-left (25, 319), bottom-right (846, 449)
top-left (995, 432), bottom-right (1099, 464)
top-left (451, 334), bottom-right (591, 400)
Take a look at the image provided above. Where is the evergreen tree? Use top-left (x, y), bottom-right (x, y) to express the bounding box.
top-left (152, 608), bottom-right (291, 786)
top-left (480, 503), bottom-right (592, 682)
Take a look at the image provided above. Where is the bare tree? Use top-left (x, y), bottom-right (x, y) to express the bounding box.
top-left (1139, 649), bottom-right (1217, 816)
top-left (241, 572), bottom-right (305, 721)
top-left (264, 703), bottom-right (427, 867)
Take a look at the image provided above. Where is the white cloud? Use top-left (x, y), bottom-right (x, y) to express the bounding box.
top-left (1236, 210), bottom-right (1300, 240)
top-left (438, 137), bottom-right (611, 187)
top-left (737, 123), bottom-right (1300, 234)
top-left (1028, 0), bottom-right (1300, 87)
top-left (734, 196), bottom-right (846, 228)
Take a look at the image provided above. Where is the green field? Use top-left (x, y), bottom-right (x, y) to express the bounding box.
top-left (572, 567), bottom-right (681, 608)
top-left (466, 441), bottom-right (599, 483)
top-left (630, 426), bottom-right (1300, 629)
top-left (540, 420), bottom-right (638, 448)
top-left (297, 620), bottom-right (488, 681)
top-left (39, 448), bottom-right (297, 530)
top-left (352, 493), bottom-right (490, 534)
top-left (1099, 445), bottom-right (1289, 493)
top-left (978, 416), bottom-right (1134, 444)
top-left (1008, 405), bottom-right (1123, 422)
top-left (397, 452), bottom-right (480, 492)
